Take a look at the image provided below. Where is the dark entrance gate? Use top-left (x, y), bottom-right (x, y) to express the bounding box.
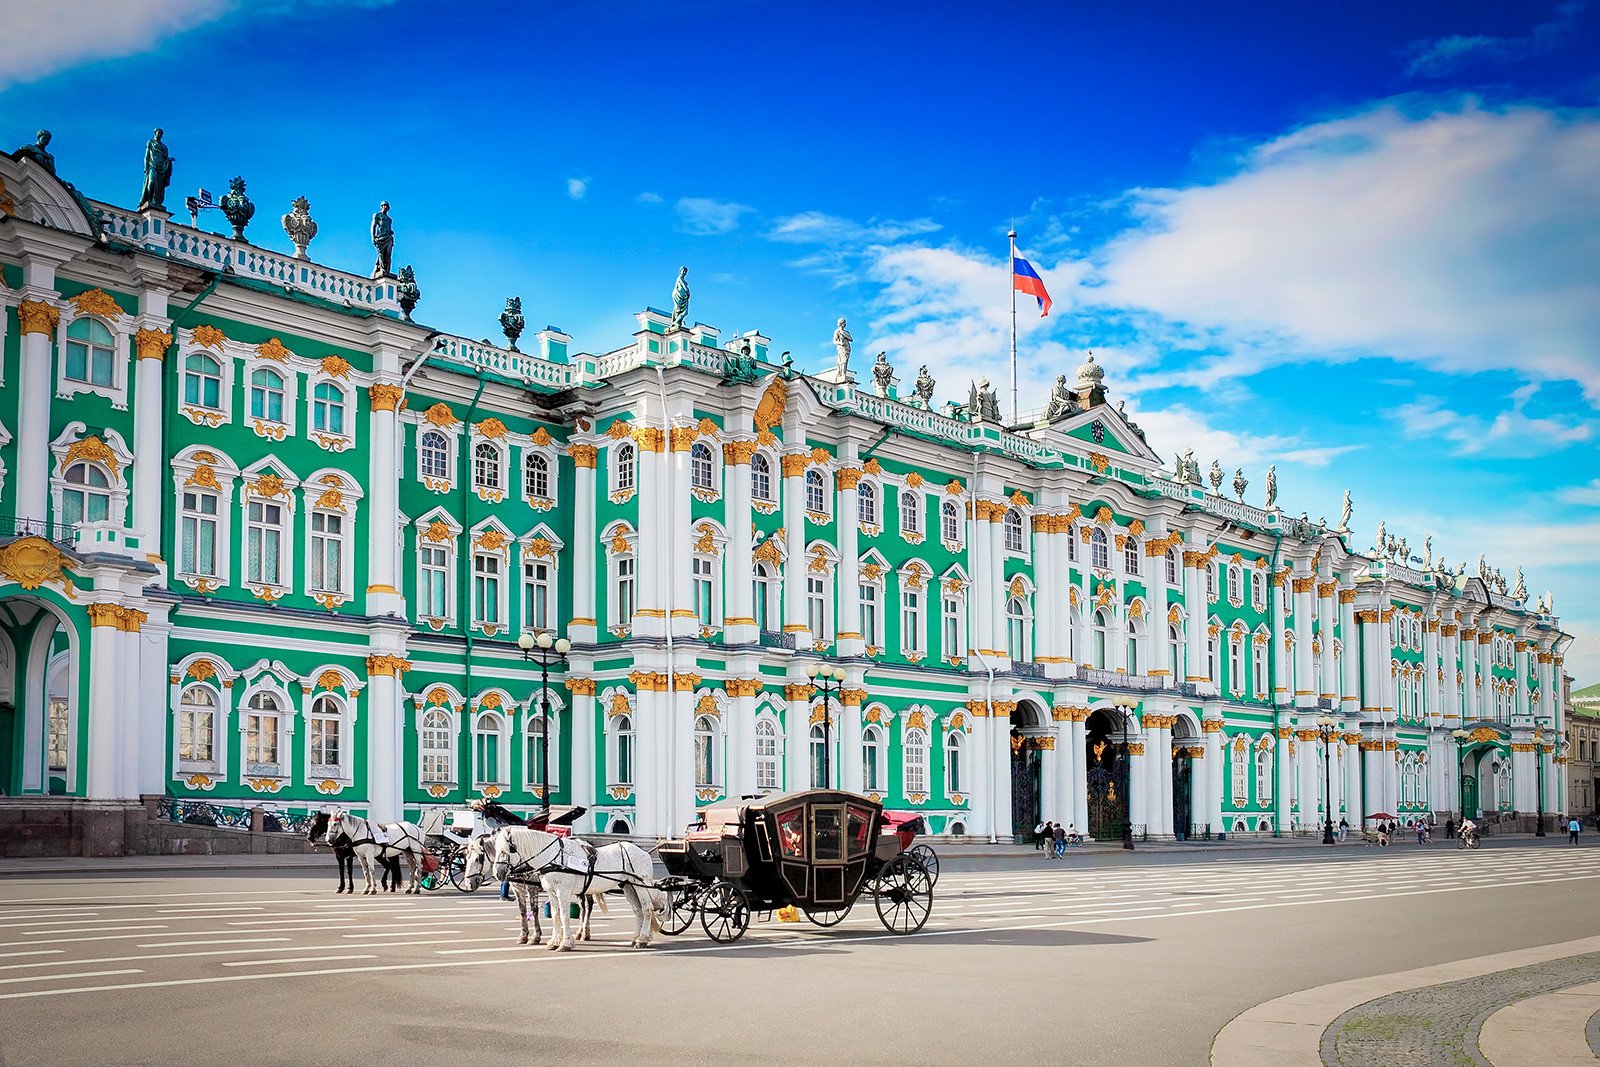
top-left (1085, 711), bottom-right (1128, 842)
top-left (1172, 755), bottom-right (1193, 840)
top-left (1010, 736), bottom-right (1042, 843)
top-left (1462, 774), bottom-right (1478, 819)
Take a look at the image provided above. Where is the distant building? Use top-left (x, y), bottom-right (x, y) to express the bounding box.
top-left (0, 133), bottom-right (1577, 853)
top-left (1569, 682), bottom-right (1600, 817)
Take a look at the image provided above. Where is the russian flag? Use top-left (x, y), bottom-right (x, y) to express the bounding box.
top-left (1012, 256), bottom-right (1052, 317)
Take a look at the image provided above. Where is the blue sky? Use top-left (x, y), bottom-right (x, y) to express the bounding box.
top-left (5, 0), bottom-right (1598, 682)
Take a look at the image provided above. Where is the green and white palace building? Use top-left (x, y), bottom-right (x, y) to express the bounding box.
top-left (0, 138), bottom-right (1576, 852)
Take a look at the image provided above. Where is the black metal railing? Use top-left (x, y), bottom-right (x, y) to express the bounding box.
top-left (1074, 666), bottom-right (1166, 692)
top-left (1011, 661), bottom-right (1045, 679)
top-left (155, 797), bottom-right (315, 834)
top-left (759, 630), bottom-right (795, 650)
top-left (0, 515), bottom-right (76, 545)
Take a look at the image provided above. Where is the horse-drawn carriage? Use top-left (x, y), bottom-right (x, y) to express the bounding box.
top-left (656, 789), bottom-right (935, 942)
top-left (418, 804), bottom-right (584, 891)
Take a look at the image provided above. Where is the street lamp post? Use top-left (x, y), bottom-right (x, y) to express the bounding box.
top-left (1534, 723), bottom-right (1546, 837)
top-left (1316, 715), bottom-right (1338, 845)
top-left (1452, 729), bottom-right (1469, 822)
top-left (517, 629), bottom-right (571, 817)
top-left (1114, 700), bottom-right (1137, 851)
top-left (808, 664), bottom-right (847, 788)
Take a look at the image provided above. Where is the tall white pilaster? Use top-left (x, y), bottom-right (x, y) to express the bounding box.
top-left (780, 454), bottom-right (810, 647)
top-left (131, 317), bottom-right (170, 553)
top-left (15, 296), bottom-right (59, 525)
top-left (366, 382), bottom-right (405, 617)
top-left (568, 444), bottom-right (598, 642)
top-left (835, 463), bottom-right (863, 657)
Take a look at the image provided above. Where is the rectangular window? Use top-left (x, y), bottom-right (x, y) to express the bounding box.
top-left (245, 500), bottom-right (282, 586)
top-left (179, 710), bottom-right (213, 764)
top-left (473, 553), bottom-right (501, 625)
top-left (419, 545), bottom-right (448, 618)
top-left (860, 583), bottom-right (879, 647)
top-left (179, 490), bottom-right (218, 577)
top-left (902, 590), bottom-right (923, 654)
top-left (523, 557), bottom-right (553, 631)
top-left (245, 714), bottom-right (279, 767)
top-left (942, 595), bottom-right (962, 658)
top-left (807, 575), bottom-right (827, 638)
top-left (310, 511), bottom-right (344, 593)
top-left (616, 556), bottom-right (636, 624)
top-left (693, 556), bottom-right (715, 627)
top-left (309, 717), bottom-right (340, 770)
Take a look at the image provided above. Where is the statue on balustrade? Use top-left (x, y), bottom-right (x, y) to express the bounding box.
top-left (137, 128), bottom-right (174, 214)
top-left (13, 129), bottom-right (55, 174)
top-left (671, 266), bottom-right (691, 328)
top-left (832, 318), bottom-right (853, 377)
top-left (871, 351), bottom-right (895, 396)
top-left (912, 364), bottom-right (936, 407)
top-left (968, 377), bottom-right (1001, 422)
top-left (371, 201), bottom-right (395, 277)
top-left (1042, 374), bottom-right (1078, 422)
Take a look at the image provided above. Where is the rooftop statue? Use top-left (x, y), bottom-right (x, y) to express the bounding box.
top-left (282, 196), bottom-right (317, 259)
top-left (137, 128), bottom-right (174, 214)
top-left (500, 296), bottom-right (525, 351)
top-left (1422, 535), bottom-right (1433, 570)
top-left (219, 176), bottom-right (254, 240)
top-left (1232, 467), bottom-right (1248, 502)
top-left (671, 266), bottom-right (690, 328)
top-left (13, 129), bottom-right (55, 174)
top-left (395, 265), bottom-right (420, 322)
top-left (1264, 464), bottom-right (1277, 509)
top-left (1512, 567), bottom-right (1527, 602)
top-left (1338, 490), bottom-right (1352, 532)
top-left (832, 317), bottom-right (852, 377)
top-left (1373, 520), bottom-right (1386, 556)
top-left (371, 201), bottom-right (394, 278)
top-left (1043, 374), bottom-right (1077, 421)
top-left (1114, 398), bottom-right (1147, 442)
top-left (1207, 459), bottom-right (1224, 494)
top-left (912, 364), bottom-right (935, 407)
top-left (969, 377), bottom-right (1001, 423)
top-left (872, 351), bottom-right (894, 396)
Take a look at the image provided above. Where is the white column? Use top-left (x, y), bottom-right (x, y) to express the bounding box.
top-left (986, 506), bottom-right (1007, 663)
top-left (1460, 622), bottom-right (1478, 719)
top-left (839, 692), bottom-right (864, 794)
top-left (1445, 624), bottom-right (1463, 721)
top-left (1423, 619), bottom-right (1442, 722)
top-left (1344, 733), bottom-right (1364, 825)
top-left (1184, 541), bottom-right (1208, 691)
top-left (1032, 514), bottom-right (1054, 662)
top-left (835, 465), bottom-right (863, 657)
top-left (1204, 721), bottom-right (1224, 836)
top-left (633, 434), bottom-right (666, 638)
top-left (785, 682), bottom-right (810, 790)
top-left (569, 684), bottom-right (596, 810)
top-left (569, 445), bottom-right (598, 642)
top-left (1273, 573), bottom-right (1291, 706)
top-left (1158, 723), bottom-right (1175, 836)
top-left (1055, 711), bottom-right (1076, 829)
top-left (1476, 629), bottom-right (1493, 720)
top-left (964, 698), bottom-right (992, 840)
top-left (634, 687), bottom-right (666, 836)
top-left (1276, 726), bottom-right (1292, 831)
top-left (1515, 641), bottom-right (1532, 719)
top-left (780, 454), bottom-right (810, 648)
top-left (136, 613), bottom-right (171, 796)
top-left (1339, 590), bottom-right (1360, 718)
top-left (14, 296), bottom-right (59, 525)
top-left (669, 432), bottom-right (696, 638)
top-left (1512, 741), bottom-right (1536, 815)
top-left (1293, 573), bottom-right (1316, 709)
top-left (669, 681), bottom-right (694, 833)
top-left (1363, 740), bottom-right (1384, 822)
top-left (1147, 528), bottom-right (1170, 684)
top-left (1316, 580), bottom-right (1336, 704)
top-left (85, 608), bottom-right (124, 799)
top-left (1128, 734), bottom-right (1148, 836)
top-left (1144, 720), bottom-right (1164, 836)
top-left (1071, 712), bottom-right (1089, 837)
top-left (1040, 739), bottom-right (1059, 824)
top-left (972, 508), bottom-right (995, 661)
top-left (131, 323), bottom-right (170, 552)
top-left (366, 382), bottom-right (405, 616)
top-left (364, 650), bottom-right (407, 822)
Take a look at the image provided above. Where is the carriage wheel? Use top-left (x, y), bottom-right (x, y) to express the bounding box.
top-left (873, 854), bottom-right (933, 935)
top-left (908, 844), bottom-right (940, 886)
top-left (803, 903), bottom-right (852, 928)
top-left (420, 855), bottom-right (450, 892)
top-left (660, 883), bottom-right (700, 936)
top-left (445, 850), bottom-right (473, 892)
top-left (699, 882), bottom-right (750, 943)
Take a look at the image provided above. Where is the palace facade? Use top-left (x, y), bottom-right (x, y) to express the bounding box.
top-left (0, 139), bottom-right (1575, 849)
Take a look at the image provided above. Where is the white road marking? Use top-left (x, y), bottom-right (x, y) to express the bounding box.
top-left (0, 969), bottom-right (142, 985)
top-left (134, 937), bottom-right (291, 948)
top-left (222, 955), bottom-right (378, 967)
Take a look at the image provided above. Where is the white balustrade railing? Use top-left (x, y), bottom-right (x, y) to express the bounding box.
top-left (431, 335), bottom-right (573, 389)
top-left (592, 343), bottom-right (645, 379)
top-left (682, 342), bottom-right (728, 374)
top-left (92, 202), bottom-right (400, 315)
top-left (848, 393), bottom-right (979, 446)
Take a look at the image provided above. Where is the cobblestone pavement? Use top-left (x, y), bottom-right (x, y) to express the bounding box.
top-left (1320, 951), bottom-right (1600, 1066)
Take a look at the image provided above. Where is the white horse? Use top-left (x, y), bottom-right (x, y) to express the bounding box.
top-left (460, 833), bottom-right (607, 946)
top-left (488, 827), bottom-right (665, 951)
top-left (320, 813), bottom-right (426, 894)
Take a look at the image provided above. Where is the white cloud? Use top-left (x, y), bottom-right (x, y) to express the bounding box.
top-left (767, 211), bottom-right (941, 245)
top-left (1560, 478), bottom-right (1600, 506)
top-left (1393, 395), bottom-right (1593, 457)
top-left (635, 191), bottom-right (663, 206)
top-left (1092, 100), bottom-right (1600, 402)
top-left (565, 177), bottom-right (588, 200)
top-left (1406, 2), bottom-right (1588, 78)
top-left (0, 0), bottom-right (230, 90)
top-left (674, 197), bottom-right (755, 236)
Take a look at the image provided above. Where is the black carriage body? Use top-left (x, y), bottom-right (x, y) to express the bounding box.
top-left (659, 790), bottom-right (900, 911)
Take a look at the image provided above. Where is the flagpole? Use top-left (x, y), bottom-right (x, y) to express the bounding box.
top-left (1008, 229), bottom-right (1018, 424)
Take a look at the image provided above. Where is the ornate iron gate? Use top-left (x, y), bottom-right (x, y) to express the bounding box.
top-left (1172, 756), bottom-right (1193, 840)
top-left (1462, 775), bottom-right (1478, 818)
top-left (1011, 741), bottom-right (1042, 842)
top-left (1087, 740), bottom-right (1128, 841)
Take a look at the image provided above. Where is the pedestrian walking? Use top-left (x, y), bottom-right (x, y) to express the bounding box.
top-left (1034, 820), bottom-right (1046, 850)
top-left (1445, 817), bottom-right (1455, 842)
top-left (1570, 817), bottom-right (1582, 845)
top-left (1416, 822), bottom-right (1427, 846)
top-left (1338, 817), bottom-right (1348, 843)
top-left (1053, 821), bottom-right (1066, 858)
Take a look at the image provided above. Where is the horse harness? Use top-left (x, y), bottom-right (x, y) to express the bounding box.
top-left (343, 816), bottom-right (420, 856)
top-left (500, 832), bottom-right (644, 896)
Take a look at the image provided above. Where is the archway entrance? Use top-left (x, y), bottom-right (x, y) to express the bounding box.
top-left (0, 595), bottom-right (79, 797)
top-left (1009, 702), bottom-right (1045, 842)
top-left (1461, 775), bottom-right (1478, 819)
top-left (1171, 719), bottom-right (1196, 840)
top-left (1085, 709), bottom-right (1129, 841)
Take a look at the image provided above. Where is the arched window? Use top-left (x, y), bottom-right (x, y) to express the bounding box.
top-left (755, 718), bottom-right (780, 792)
top-left (1125, 618), bottom-right (1142, 675)
top-left (419, 430), bottom-right (450, 480)
top-left (1231, 740), bottom-right (1248, 806)
top-left (1168, 622), bottom-right (1185, 681)
top-left (524, 452), bottom-right (551, 499)
top-left (1227, 564), bottom-right (1242, 604)
top-left (690, 442), bottom-right (714, 491)
top-left (809, 723), bottom-right (829, 788)
top-left (474, 711), bottom-right (505, 786)
top-left (1090, 528), bottom-right (1109, 570)
top-left (857, 482), bottom-right (878, 526)
top-left (473, 442), bottom-right (502, 491)
top-left (61, 462), bottom-right (112, 526)
top-left (944, 731), bottom-right (964, 794)
top-left (65, 317), bottom-right (115, 385)
top-left (1003, 508), bottom-right (1024, 552)
top-left (694, 714), bottom-right (719, 789)
top-left (904, 727), bottom-right (928, 796)
top-left (183, 352), bottom-right (222, 409)
top-left (1124, 537), bottom-right (1141, 575)
top-left (177, 685), bottom-right (218, 768)
top-left (244, 691), bottom-right (283, 772)
top-left (1165, 547), bottom-right (1179, 585)
top-left (614, 441), bottom-right (636, 494)
top-left (805, 468), bottom-right (827, 514)
top-left (249, 368), bottom-right (286, 423)
top-left (420, 708), bottom-right (453, 782)
top-left (899, 490), bottom-right (920, 534)
top-left (753, 561), bottom-right (776, 632)
top-left (1252, 640), bottom-right (1268, 698)
top-left (1007, 597), bottom-right (1030, 661)
top-left (312, 382), bottom-right (345, 435)
top-left (862, 724), bottom-right (886, 793)
top-left (1256, 745), bottom-right (1273, 805)
top-left (309, 694), bottom-right (343, 776)
top-left (1092, 609), bottom-right (1110, 669)
top-left (1207, 562), bottom-right (1218, 600)
top-left (1229, 632), bottom-right (1244, 694)
top-left (612, 713), bottom-right (634, 786)
top-left (750, 452), bottom-right (772, 502)
top-left (179, 486), bottom-right (219, 577)
top-left (1251, 569), bottom-right (1265, 610)
top-left (941, 500), bottom-right (961, 545)
top-left (526, 706), bottom-right (557, 788)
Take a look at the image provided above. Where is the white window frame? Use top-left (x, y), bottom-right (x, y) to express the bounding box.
top-left (175, 682), bottom-right (222, 773)
top-left (804, 468), bottom-right (829, 517)
top-left (1090, 528), bottom-right (1109, 570)
top-left (944, 729), bottom-right (964, 796)
top-left (859, 576), bottom-right (883, 649)
top-left (1124, 537), bottom-right (1141, 576)
top-left (942, 586), bottom-right (966, 661)
top-left (899, 488), bottom-right (922, 537)
top-left (178, 486), bottom-right (222, 582)
top-left (857, 479), bottom-right (879, 529)
top-left (246, 364), bottom-right (292, 434)
top-left (472, 709), bottom-right (509, 788)
top-left (900, 580), bottom-right (926, 657)
top-left (419, 705), bottom-right (456, 785)
top-left (605, 524), bottom-right (637, 631)
top-left (609, 712), bottom-right (635, 787)
top-left (689, 441), bottom-right (716, 494)
top-left (1165, 547), bottom-right (1179, 586)
top-left (418, 428), bottom-right (453, 485)
top-left (301, 472), bottom-right (362, 601)
top-left (903, 724), bottom-right (929, 797)
top-left (179, 346), bottom-right (232, 421)
top-left (305, 691), bottom-right (351, 783)
top-left (309, 379), bottom-right (351, 445)
top-left (243, 489), bottom-right (291, 594)
top-left (753, 560), bottom-right (778, 633)
top-left (522, 449), bottom-right (553, 505)
top-left (58, 311), bottom-right (128, 406)
top-left (522, 550), bottom-right (558, 635)
top-left (240, 685), bottom-right (292, 777)
top-left (470, 532), bottom-right (510, 634)
top-left (1003, 508), bottom-right (1025, 554)
top-left (308, 507), bottom-right (349, 597)
top-left (941, 499), bottom-right (963, 547)
top-left (1007, 596), bottom-right (1032, 662)
top-left (754, 714), bottom-right (782, 792)
top-left (694, 713), bottom-right (722, 790)
top-left (1256, 743), bottom-right (1273, 805)
top-left (750, 450), bottom-right (774, 505)
top-left (472, 439), bottom-right (506, 498)
top-left (862, 722), bottom-right (887, 794)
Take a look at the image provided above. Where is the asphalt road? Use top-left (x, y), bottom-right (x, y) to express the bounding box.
top-left (1, 841), bottom-right (1596, 1066)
